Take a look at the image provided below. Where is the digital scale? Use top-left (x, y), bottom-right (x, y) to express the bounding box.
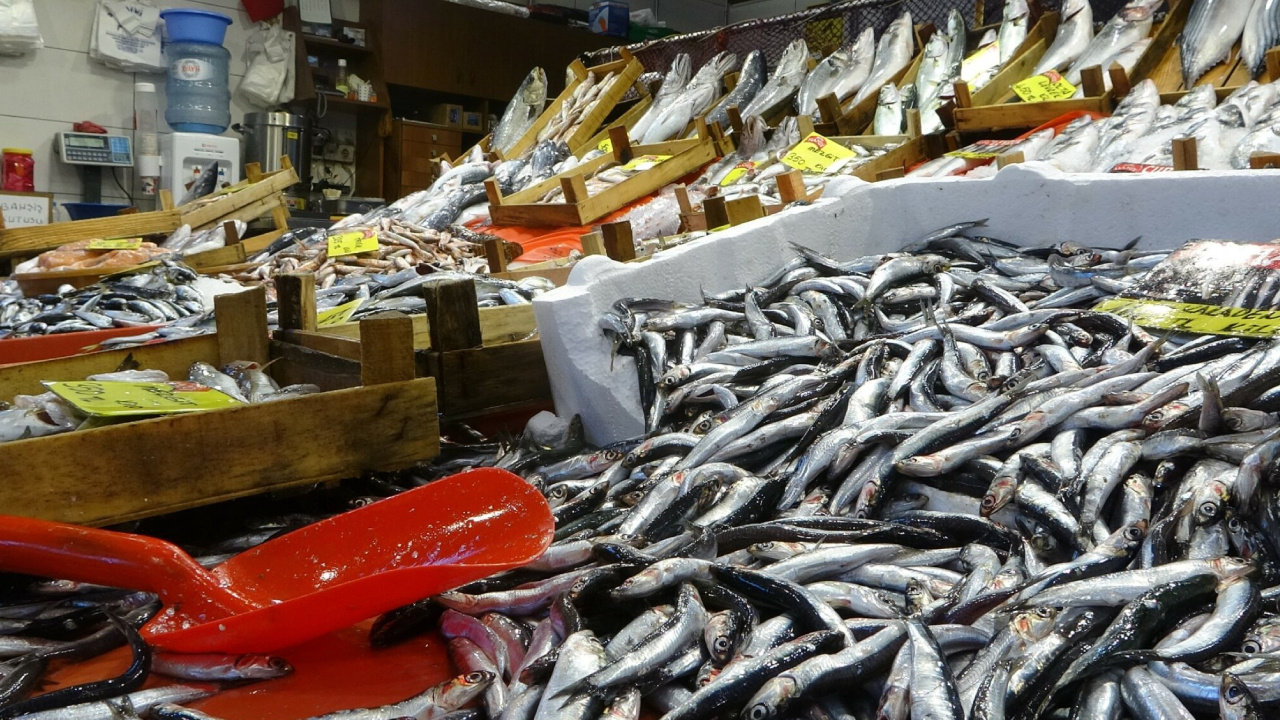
top-left (54, 131), bottom-right (134, 204)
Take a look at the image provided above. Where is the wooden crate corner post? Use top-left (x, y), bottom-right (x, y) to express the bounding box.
top-left (601, 221), bottom-right (636, 262)
top-left (214, 285), bottom-right (270, 366)
top-left (359, 313), bottom-right (417, 386)
top-left (277, 272), bottom-right (317, 332)
top-left (424, 277), bottom-right (483, 352)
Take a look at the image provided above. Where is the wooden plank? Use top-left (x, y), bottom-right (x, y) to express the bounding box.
top-left (953, 95), bottom-right (1112, 134)
top-left (0, 335), bottom-right (220, 400)
top-left (311, 304), bottom-right (536, 348)
top-left (725, 195), bottom-right (765, 226)
top-left (1172, 137), bottom-right (1198, 170)
top-left (776, 170), bottom-right (809, 205)
top-left (180, 163), bottom-right (300, 229)
top-left (704, 196), bottom-right (729, 229)
top-left (0, 377), bottom-right (439, 526)
top-left (846, 135), bottom-right (930, 181)
top-left (360, 315), bottom-right (417, 385)
top-left (277, 273), bottom-right (317, 332)
top-left (581, 231), bottom-right (606, 256)
top-left (425, 278), bottom-right (483, 351)
top-left (269, 339), bottom-right (364, 391)
top-left (484, 237), bottom-right (509, 273)
top-left (1250, 152), bottom-right (1280, 169)
top-left (214, 287), bottom-right (270, 366)
top-left (565, 56), bottom-right (646, 154)
top-left (273, 329), bottom-right (363, 361)
top-left (423, 340), bottom-right (549, 418)
top-left (0, 210), bottom-right (183, 258)
top-left (601, 222), bottom-right (635, 261)
top-left (1080, 65), bottom-right (1106, 97)
top-left (184, 229), bottom-right (284, 270)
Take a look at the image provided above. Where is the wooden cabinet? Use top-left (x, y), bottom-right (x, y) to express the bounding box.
top-left (370, 0), bottom-right (620, 100)
top-left (385, 120), bottom-right (464, 200)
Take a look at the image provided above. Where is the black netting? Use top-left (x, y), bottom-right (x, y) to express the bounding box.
top-left (583, 0), bottom-right (1133, 81)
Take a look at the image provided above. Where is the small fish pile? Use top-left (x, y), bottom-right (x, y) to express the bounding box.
top-left (14, 240), bottom-right (172, 274)
top-left (357, 226), bottom-right (1280, 720)
top-left (0, 261), bottom-right (209, 339)
top-left (236, 220), bottom-right (497, 293)
top-left (536, 70), bottom-right (619, 146)
top-left (0, 361), bottom-right (320, 444)
top-left (301, 270), bottom-right (555, 327)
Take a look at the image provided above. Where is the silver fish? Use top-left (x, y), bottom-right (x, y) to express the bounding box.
top-left (1065, 0), bottom-right (1159, 86)
top-left (998, 0), bottom-right (1031, 66)
top-left (1179, 0), bottom-right (1253, 88)
top-left (1243, 0), bottom-right (1280, 76)
top-left (493, 67), bottom-right (548, 155)
top-left (854, 12), bottom-right (915, 104)
top-left (742, 40), bottom-right (811, 118)
top-left (1034, 0), bottom-right (1094, 74)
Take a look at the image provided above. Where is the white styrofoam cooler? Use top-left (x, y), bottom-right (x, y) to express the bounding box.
top-left (533, 163), bottom-right (1280, 445)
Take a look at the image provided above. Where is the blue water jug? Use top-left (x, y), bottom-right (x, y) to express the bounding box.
top-left (161, 10), bottom-right (232, 134)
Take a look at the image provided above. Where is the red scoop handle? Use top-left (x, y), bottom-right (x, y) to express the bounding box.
top-left (0, 516), bottom-right (256, 617)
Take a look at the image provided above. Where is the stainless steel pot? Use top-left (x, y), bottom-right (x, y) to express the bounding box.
top-left (232, 112), bottom-right (311, 195)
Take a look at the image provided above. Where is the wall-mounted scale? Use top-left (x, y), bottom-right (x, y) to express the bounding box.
top-left (54, 132), bottom-right (134, 204)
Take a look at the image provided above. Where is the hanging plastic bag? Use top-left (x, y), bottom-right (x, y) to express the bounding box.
top-left (89, 0), bottom-right (163, 72)
top-left (0, 0), bottom-right (43, 56)
top-left (238, 19), bottom-right (294, 108)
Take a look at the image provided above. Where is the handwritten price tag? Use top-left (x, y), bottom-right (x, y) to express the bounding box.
top-left (1012, 70), bottom-right (1077, 102)
top-left (781, 133), bottom-right (856, 174)
top-left (620, 154), bottom-right (671, 172)
top-left (719, 161), bottom-right (757, 187)
top-left (317, 298), bottom-right (362, 327)
top-left (44, 381), bottom-right (244, 417)
top-left (598, 138), bottom-right (613, 154)
top-left (327, 229), bottom-right (380, 258)
top-left (87, 238), bottom-right (143, 250)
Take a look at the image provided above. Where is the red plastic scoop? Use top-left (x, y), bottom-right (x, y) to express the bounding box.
top-left (0, 468), bottom-right (552, 653)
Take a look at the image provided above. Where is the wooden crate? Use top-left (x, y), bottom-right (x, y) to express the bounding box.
top-left (825, 24), bottom-right (934, 136)
top-left (274, 274), bottom-right (550, 421)
top-left (0, 287), bottom-right (439, 526)
top-left (487, 127), bottom-right (717, 228)
top-left (506, 51), bottom-right (646, 159)
top-left (583, 83), bottom-right (654, 151)
top-left (0, 160), bottom-right (299, 259)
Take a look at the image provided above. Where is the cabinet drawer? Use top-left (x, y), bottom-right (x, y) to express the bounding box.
top-left (401, 170), bottom-right (435, 188)
top-left (402, 140), bottom-right (462, 162)
top-left (400, 124), bottom-right (462, 146)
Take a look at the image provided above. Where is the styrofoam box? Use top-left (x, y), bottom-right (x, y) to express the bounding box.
top-left (532, 163), bottom-right (1280, 445)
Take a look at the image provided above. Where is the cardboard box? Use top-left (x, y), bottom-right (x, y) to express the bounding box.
top-left (589, 1), bottom-right (628, 38)
top-left (427, 103), bottom-right (463, 129)
top-left (462, 111), bottom-right (484, 132)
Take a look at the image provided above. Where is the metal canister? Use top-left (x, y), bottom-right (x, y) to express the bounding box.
top-left (232, 112), bottom-right (311, 197)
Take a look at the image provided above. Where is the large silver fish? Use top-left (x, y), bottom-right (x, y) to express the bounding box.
top-left (831, 27), bottom-right (877, 103)
top-left (945, 9), bottom-right (967, 73)
top-left (873, 84), bottom-right (905, 135)
top-left (854, 12), bottom-right (915, 104)
top-left (706, 51), bottom-right (767, 129)
top-left (631, 55), bottom-right (692, 143)
top-left (798, 46), bottom-right (852, 117)
top-left (915, 32), bottom-right (953, 113)
top-left (1033, 0), bottom-right (1094, 74)
top-left (1065, 0), bottom-right (1159, 86)
top-left (998, 0), bottom-right (1031, 65)
top-left (742, 40), bottom-right (811, 118)
top-left (1179, 0), bottom-right (1253, 88)
top-left (492, 67), bottom-right (548, 155)
top-left (1242, 0), bottom-right (1280, 77)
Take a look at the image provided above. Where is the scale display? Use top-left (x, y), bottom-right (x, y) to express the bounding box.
top-left (56, 132), bottom-right (134, 167)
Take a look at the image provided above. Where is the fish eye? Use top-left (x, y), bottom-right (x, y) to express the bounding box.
top-left (715, 637), bottom-right (731, 651)
top-left (981, 495), bottom-right (997, 508)
top-left (464, 671), bottom-right (486, 683)
top-left (1035, 608), bottom-right (1053, 618)
top-left (607, 449), bottom-right (623, 460)
top-left (1243, 641), bottom-right (1261, 654)
top-left (1226, 685), bottom-right (1243, 701)
top-left (748, 705), bottom-right (771, 720)
top-left (1199, 501), bottom-right (1218, 516)
top-left (1125, 527), bottom-right (1143, 540)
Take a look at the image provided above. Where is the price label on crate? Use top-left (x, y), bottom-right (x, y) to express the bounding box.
top-left (719, 161), bottom-right (757, 187)
top-left (1011, 70), bottom-right (1077, 102)
top-left (781, 133), bottom-right (856, 174)
top-left (1095, 298), bottom-right (1280, 338)
top-left (598, 137), bottom-right (613, 154)
top-left (317, 298), bottom-right (362, 327)
top-left (86, 238), bottom-right (144, 250)
top-left (946, 139), bottom-right (1021, 159)
top-left (43, 381), bottom-right (244, 417)
top-left (327, 229), bottom-right (380, 257)
top-left (620, 154), bottom-right (671, 172)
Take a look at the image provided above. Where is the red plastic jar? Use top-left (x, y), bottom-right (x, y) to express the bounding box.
top-left (2, 148), bottom-right (35, 192)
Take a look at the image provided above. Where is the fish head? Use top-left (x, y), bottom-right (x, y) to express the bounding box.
top-left (925, 32), bottom-right (950, 58)
top-left (1211, 556), bottom-right (1257, 582)
top-left (1061, 0), bottom-right (1090, 20)
top-left (1004, 0), bottom-right (1030, 19)
top-left (877, 84), bottom-right (901, 105)
top-left (981, 475), bottom-right (1017, 517)
top-left (1012, 606), bottom-right (1059, 642)
top-left (1193, 480), bottom-right (1230, 526)
top-left (444, 670), bottom-right (496, 705)
top-left (851, 27), bottom-right (876, 58)
top-left (743, 676), bottom-right (797, 720)
top-left (524, 68), bottom-right (548, 103)
top-left (234, 654), bottom-right (294, 678)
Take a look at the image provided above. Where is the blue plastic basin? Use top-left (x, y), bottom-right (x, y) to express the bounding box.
top-left (62, 203), bottom-right (132, 221)
top-left (161, 9), bottom-right (232, 45)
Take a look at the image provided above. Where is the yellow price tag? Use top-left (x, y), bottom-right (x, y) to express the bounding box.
top-left (620, 154), bottom-right (671, 172)
top-left (719, 163), bottom-right (755, 187)
top-left (87, 238), bottom-right (144, 250)
top-left (1012, 70), bottom-right (1077, 102)
top-left (44, 381), bottom-right (244, 417)
top-left (598, 138), bottom-right (613, 154)
top-left (317, 298), bottom-right (362, 327)
top-left (327, 229), bottom-right (380, 258)
top-left (781, 133), bottom-right (856, 174)
top-left (1094, 298), bottom-right (1280, 339)
top-left (946, 139), bottom-right (1020, 159)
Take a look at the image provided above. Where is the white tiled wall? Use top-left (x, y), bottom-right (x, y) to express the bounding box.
top-left (0, 0), bottom-right (256, 219)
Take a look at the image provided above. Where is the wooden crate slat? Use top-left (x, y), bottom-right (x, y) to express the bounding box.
top-left (420, 339), bottom-right (550, 417)
top-left (506, 56), bottom-right (642, 159)
top-left (0, 377), bottom-right (439, 526)
top-left (305, 304), bottom-right (537, 349)
top-left (0, 335), bottom-right (220, 400)
top-left (0, 211), bottom-right (184, 259)
top-left (179, 165), bottom-right (301, 229)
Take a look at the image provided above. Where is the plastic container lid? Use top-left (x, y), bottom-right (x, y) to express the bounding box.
top-left (135, 82), bottom-right (156, 92)
top-left (2, 148), bottom-right (33, 155)
top-left (338, 59), bottom-right (347, 66)
top-left (160, 8), bottom-right (233, 45)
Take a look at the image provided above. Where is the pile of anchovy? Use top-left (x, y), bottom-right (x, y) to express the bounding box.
top-left (0, 262), bottom-right (209, 339)
top-left (10, 224), bottom-right (1280, 720)
top-left (394, 225), bottom-right (1280, 720)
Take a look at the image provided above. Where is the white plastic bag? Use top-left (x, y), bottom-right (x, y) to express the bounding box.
top-left (238, 20), bottom-right (294, 108)
top-left (89, 0), bottom-right (163, 72)
top-left (0, 0), bottom-right (43, 56)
